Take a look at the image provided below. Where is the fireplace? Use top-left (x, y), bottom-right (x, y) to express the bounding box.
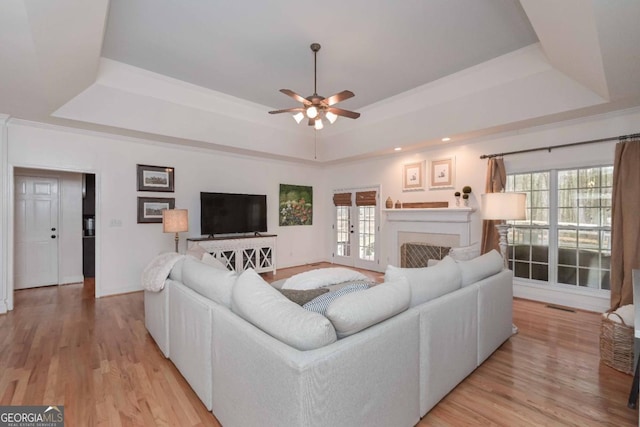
top-left (400, 242), bottom-right (450, 268)
top-left (385, 207), bottom-right (475, 266)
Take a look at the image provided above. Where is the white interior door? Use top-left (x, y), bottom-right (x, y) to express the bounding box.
top-left (332, 189), bottom-right (379, 271)
top-left (14, 176), bottom-right (60, 289)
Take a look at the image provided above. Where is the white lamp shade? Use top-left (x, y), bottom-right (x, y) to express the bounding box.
top-left (325, 111), bottom-right (338, 124)
top-left (481, 192), bottom-right (526, 220)
top-left (314, 118), bottom-right (324, 130)
top-left (162, 209), bottom-right (189, 233)
top-left (292, 112), bottom-right (304, 123)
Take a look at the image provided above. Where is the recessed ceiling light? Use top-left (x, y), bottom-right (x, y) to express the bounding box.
top-left (441, 137), bottom-right (451, 142)
top-left (394, 147), bottom-right (402, 151)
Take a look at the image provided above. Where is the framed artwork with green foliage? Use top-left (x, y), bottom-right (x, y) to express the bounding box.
top-left (279, 184), bottom-right (312, 226)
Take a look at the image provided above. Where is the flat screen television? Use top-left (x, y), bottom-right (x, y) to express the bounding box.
top-left (200, 192), bottom-right (267, 236)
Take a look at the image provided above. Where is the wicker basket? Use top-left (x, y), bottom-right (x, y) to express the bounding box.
top-left (600, 311), bottom-right (634, 375)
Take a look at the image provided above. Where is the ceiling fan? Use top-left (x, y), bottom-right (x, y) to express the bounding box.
top-left (269, 43), bottom-right (360, 130)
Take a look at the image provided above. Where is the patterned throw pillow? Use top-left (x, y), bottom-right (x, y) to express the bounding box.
top-left (303, 283), bottom-right (370, 315)
top-left (279, 288), bottom-right (330, 306)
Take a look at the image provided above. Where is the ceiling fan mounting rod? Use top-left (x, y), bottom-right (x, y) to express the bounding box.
top-left (311, 43), bottom-right (321, 96)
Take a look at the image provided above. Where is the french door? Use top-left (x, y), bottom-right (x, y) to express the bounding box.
top-left (332, 188), bottom-right (379, 270)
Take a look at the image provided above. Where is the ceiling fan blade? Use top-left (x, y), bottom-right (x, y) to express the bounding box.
top-left (280, 89), bottom-right (311, 105)
top-left (327, 107), bottom-right (360, 119)
top-left (268, 107), bottom-right (305, 115)
top-left (308, 118), bottom-right (315, 126)
top-left (324, 90), bottom-right (355, 106)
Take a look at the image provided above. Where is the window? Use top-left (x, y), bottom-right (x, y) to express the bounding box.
top-left (506, 166), bottom-right (612, 291)
top-left (358, 206), bottom-right (376, 261)
top-left (506, 172), bottom-right (550, 281)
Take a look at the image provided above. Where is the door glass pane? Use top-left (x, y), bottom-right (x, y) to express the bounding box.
top-left (358, 206), bottom-right (375, 261)
top-left (336, 206), bottom-right (350, 257)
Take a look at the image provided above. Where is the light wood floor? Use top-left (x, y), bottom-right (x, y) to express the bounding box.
top-left (0, 264), bottom-right (637, 426)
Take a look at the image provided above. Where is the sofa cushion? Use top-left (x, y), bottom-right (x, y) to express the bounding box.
top-left (302, 283), bottom-right (370, 315)
top-left (168, 257), bottom-right (185, 282)
top-left (326, 277), bottom-right (411, 338)
top-left (385, 256), bottom-right (462, 307)
top-left (182, 256), bottom-right (237, 307)
top-left (457, 249), bottom-right (504, 287)
top-left (231, 269), bottom-right (337, 351)
top-left (279, 288), bottom-right (330, 306)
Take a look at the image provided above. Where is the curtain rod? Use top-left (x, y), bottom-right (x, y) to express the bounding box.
top-left (479, 132), bottom-right (640, 160)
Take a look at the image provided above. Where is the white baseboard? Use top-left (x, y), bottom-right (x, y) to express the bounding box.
top-left (513, 280), bottom-right (609, 313)
top-left (0, 300), bottom-right (6, 314)
top-left (98, 285), bottom-right (142, 298)
top-left (60, 275), bottom-right (85, 285)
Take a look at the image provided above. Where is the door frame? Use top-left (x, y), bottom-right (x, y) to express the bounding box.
top-left (331, 186), bottom-right (381, 271)
top-left (6, 164), bottom-right (101, 311)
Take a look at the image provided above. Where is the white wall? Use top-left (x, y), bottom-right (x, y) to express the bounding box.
top-left (2, 106), bottom-right (639, 312)
top-left (6, 120), bottom-right (327, 297)
top-left (14, 168), bottom-right (84, 285)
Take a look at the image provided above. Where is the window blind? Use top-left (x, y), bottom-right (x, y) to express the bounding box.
top-left (355, 191), bottom-right (377, 206)
top-left (333, 192), bottom-right (352, 206)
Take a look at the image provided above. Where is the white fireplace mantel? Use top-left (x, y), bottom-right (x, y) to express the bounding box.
top-left (384, 207), bottom-right (476, 266)
top-left (383, 207), bottom-right (475, 223)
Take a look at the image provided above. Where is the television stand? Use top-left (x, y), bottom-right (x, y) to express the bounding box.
top-left (187, 234), bottom-right (277, 274)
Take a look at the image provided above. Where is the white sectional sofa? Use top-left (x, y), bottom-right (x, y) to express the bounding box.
top-left (144, 250), bottom-right (512, 427)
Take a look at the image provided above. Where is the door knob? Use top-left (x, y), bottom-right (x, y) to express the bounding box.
top-left (51, 227), bottom-right (56, 231)
top-left (51, 235), bottom-right (56, 239)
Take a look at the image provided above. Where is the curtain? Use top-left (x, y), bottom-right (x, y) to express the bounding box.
top-left (610, 137), bottom-right (640, 309)
top-left (480, 157), bottom-right (507, 254)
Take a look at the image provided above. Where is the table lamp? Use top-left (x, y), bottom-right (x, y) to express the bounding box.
top-left (162, 209), bottom-right (189, 252)
top-left (481, 192), bottom-right (526, 268)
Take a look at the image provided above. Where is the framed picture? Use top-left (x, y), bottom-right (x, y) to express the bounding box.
top-left (137, 197), bottom-right (175, 223)
top-left (402, 161), bottom-right (424, 191)
top-left (279, 184), bottom-right (313, 226)
top-left (429, 157), bottom-right (455, 189)
top-left (137, 164), bottom-right (175, 192)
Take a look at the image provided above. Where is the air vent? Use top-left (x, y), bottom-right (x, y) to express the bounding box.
top-left (546, 304), bottom-right (576, 313)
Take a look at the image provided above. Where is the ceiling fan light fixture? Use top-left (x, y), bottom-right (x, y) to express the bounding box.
top-left (325, 111), bottom-right (338, 124)
top-left (293, 112), bottom-right (305, 123)
top-left (306, 106), bottom-right (318, 119)
top-left (268, 43), bottom-right (360, 129)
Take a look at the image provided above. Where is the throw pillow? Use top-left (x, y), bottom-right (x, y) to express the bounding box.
top-left (181, 256), bottom-right (237, 307)
top-left (456, 249), bottom-right (504, 287)
top-left (385, 256), bottom-right (462, 307)
top-left (231, 269), bottom-right (337, 351)
top-left (201, 252), bottom-right (229, 271)
top-left (303, 283), bottom-right (370, 315)
top-left (279, 288), bottom-right (330, 306)
top-left (326, 277), bottom-right (411, 338)
top-left (186, 243), bottom-right (207, 260)
top-left (448, 243), bottom-right (481, 261)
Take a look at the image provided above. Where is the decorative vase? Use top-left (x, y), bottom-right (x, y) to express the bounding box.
top-left (464, 199), bottom-right (469, 207)
top-left (385, 196), bottom-right (393, 209)
top-left (395, 200), bottom-right (402, 209)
